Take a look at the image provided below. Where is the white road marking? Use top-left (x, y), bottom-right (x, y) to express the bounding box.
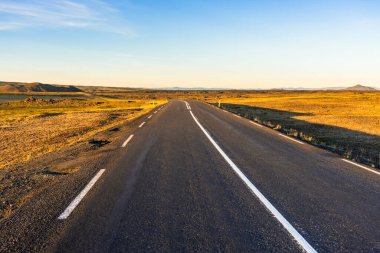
top-left (233, 114), bottom-right (242, 118)
top-left (154, 111), bottom-right (157, 114)
top-left (139, 122), bottom-right (146, 128)
top-left (184, 101), bottom-right (191, 110)
top-left (189, 110), bottom-right (317, 253)
top-left (58, 169), bottom-right (106, 220)
top-left (148, 115), bottom-right (152, 119)
top-left (342, 159), bottom-right (380, 176)
top-left (278, 133), bottom-right (304, 145)
top-left (251, 121), bottom-right (263, 127)
top-left (121, 134), bottom-right (134, 148)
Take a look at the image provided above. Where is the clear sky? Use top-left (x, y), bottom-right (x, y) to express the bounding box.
top-left (1, 0), bottom-right (380, 89)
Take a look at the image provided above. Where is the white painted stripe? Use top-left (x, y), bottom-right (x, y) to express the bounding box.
top-left (121, 134), bottom-right (134, 148)
top-left (184, 101), bottom-right (191, 110)
top-left (139, 122), bottom-right (146, 128)
top-left (278, 133), bottom-right (304, 145)
top-left (342, 159), bottom-right (380, 176)
top-left (58, 169), bottom-right (106, 220)
top-left (251, 121), bottom-right (263, 127)
top-left (148, 115), bottom-right (152, 119)
top-left (154, 111), bottom-right (157, 113)
top-left (189, 110), bottom-right (317, 253)
top-left (233, 114), bottom-right (242, 118)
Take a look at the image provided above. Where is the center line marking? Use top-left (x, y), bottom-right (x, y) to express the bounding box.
top-left (121, 134), bottom-right (134, 147)
top-left (148, 115), bottom-right (152, 119)
top-left (278, 133), bottom-right (304, 144)
top-left (342, 159), bottom-right (380, 176)
top-left (139, 122), bottom-right (146, 128)
top-left (189, 109), bottom-right (317, 253)
top-left (58, 169), bottom-right (106, 220)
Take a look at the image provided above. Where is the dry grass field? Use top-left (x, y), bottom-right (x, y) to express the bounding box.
top-left (204, 91), bottom-right (380, 168)
top-left (0, 96), bottom-right (166, 169)
top-left (1, 89), bottom-right (378, 169)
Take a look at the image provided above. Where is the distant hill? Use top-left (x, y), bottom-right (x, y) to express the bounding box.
top-left (158, 87), bottom-right (229, 90)
top-left (343, 84), bottom-right (377, 91)
top-left (0, 82), bottom-right (83, 93)
top-left (281, 85), bottom-right (378, 91)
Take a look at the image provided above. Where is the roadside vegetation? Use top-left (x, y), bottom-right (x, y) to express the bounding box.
top-left (0, 96), bottom-right (166, 169)
top-left (204, 91), bottom-right (380, 168)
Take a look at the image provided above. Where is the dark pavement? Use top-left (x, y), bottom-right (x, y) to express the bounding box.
top-left (2, 100), bottom-right (380, 252)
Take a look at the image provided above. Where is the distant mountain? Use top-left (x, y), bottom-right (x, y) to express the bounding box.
top-left (281, 85), bottom-right (378, 91)
top-left (343, 84), bottom-right (377, 91)
top-left (0, 82), bottom-right (83, 93)
top-left (158, 87), bottom-right (230, 90)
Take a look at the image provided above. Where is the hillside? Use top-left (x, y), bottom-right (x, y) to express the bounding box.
top-left (0, 82), bottom-right (83, 93)
top-left (344, 84), bottom-right (377, 91)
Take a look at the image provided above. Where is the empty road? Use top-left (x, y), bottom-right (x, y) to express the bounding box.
top-left (2, 100), bottom-right (380, 252)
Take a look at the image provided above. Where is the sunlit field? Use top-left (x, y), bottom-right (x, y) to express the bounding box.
top-left (0, 95), bottom-right (166, 169)
top-left (205, 91), bottom-right (380, 167)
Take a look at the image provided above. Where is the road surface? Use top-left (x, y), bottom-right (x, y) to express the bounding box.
top-left (1, 100), bottom-right (380, 252)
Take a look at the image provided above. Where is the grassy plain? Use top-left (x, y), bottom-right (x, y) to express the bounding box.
top-left (1, 89), bottom-right (379, 169)
top-left (204, 91), bottom-right (380, 167)
top-left (0, 95), bottom-right (166, 169)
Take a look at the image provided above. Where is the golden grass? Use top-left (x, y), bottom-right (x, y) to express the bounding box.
top-left (207, 91), bottom-right (380, 136)
top-left (204, 91), bottom-right (379, 167)
top-left (0, 97), bottom-right (166, 169)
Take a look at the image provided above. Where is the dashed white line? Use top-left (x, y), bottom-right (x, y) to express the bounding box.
top-left (342, 159), bottom-right (380, 176)
top-left (251, 121), bottom-right (263, 127)
top-left (189, 110), bottom-right (316, 253)
top-left (148, 115), bottom-right (152, 119)
top-left (184, 101), bottom-right (191, 110)
top-left (154, 111), bottom-right (157, 114)
top-left (278, 133), bottom-right (304, 145)
top-left (121, 134), bottom-right (134, 148)
top-left (58, 169), bottom-right (106, 220)
top-left (139, 122), bottom-right (146, 128)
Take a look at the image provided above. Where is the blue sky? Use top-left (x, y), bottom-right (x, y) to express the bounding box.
top-left (1, 0), bottom-right (380, 88)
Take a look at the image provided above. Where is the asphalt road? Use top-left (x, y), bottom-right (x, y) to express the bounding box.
top-left (2, 100), bottom-right (380, 252)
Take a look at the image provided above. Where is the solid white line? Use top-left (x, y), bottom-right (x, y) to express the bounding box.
top-left (251, 121), bottom-right (263, 127)
top-left (189, 110), bottom-right (317, 253)
top-left (233, 114), bottom-right (241, 118)
top-left (148, 115), bottom-right (152, 119)
top-left (58, 169), bottom-right (106, 220)
top-left (342, 159), bottom-right (380, 176)
top-left (121, 134), bottom-right (134, 148)
top-left (278, 133), bottom-right (304, 145)
top-left (139, 122), bottom-right (146, 128)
